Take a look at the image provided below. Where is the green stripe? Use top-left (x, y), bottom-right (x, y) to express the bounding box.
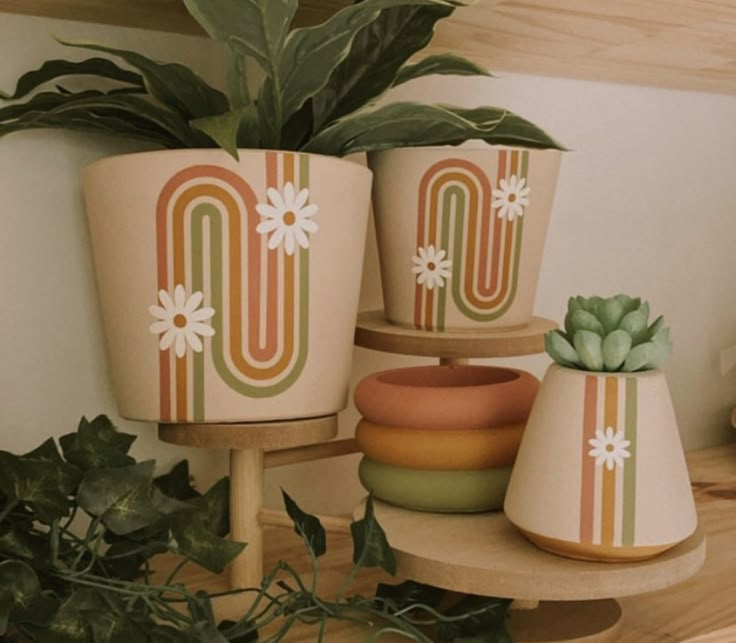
top-left (191, 223), bottom-right (205, 421)
top-left (438, 185), bottom-right (461, 331)
top-left (622, 377), bottom-right (638, 546)
top-left (190, 200), bottom-right (308, 400)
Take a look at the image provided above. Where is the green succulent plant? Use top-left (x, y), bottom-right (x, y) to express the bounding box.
top-left (545, 294), bottom-right (672, 373)
top-left (0, 0), bottom-right (563, 159)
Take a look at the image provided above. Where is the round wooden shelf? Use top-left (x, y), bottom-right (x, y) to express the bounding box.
top-left (354, 310), bottom-right (556, 358)
top-left (354, 499), bottom-right (706, 601)
top-left (158, 414), bottom-right (338, 450)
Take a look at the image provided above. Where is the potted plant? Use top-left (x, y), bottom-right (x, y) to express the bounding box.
top-left (0, 0), bottom-right (562, 423)
top-left (504, 294), bottom-right (697, 561)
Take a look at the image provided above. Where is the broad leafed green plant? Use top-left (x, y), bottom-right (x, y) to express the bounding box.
top-left (0, 0), bottom-right (562, 158)
top-left (0, 415), bottom-right (512, 642)
top-left (545, 294), bottom-right (672, 373)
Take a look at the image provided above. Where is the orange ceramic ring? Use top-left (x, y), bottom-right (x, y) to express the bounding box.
top-left (354, 365), bottom-right (539, 430)
top-left (355, 419), bottom-right (524, 470)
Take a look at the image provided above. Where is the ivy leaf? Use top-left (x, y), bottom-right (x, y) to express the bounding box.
top-left (0, 440), bottom-right (81, 523)
top-left (0, 560), bottom-right (41, 611)
top-left (154, 461), bottom-right (200, 501)
top-left (437, 595), bottom-right (511, 641)
top-left (188, 477), bottom-right (230, 537)
top-left (282, 490), bottom-right (326, 558)
top-left (59, 415), bottom-right (136, 471)
top-left (171, 513), bottom-right (245, 575)
top-left (0, 591), bottom-right (11, 636)
top-left (102, 481), bottom-right (163, 536)
top-left (350, 495), bottom-right (396, 575)
top-left (0, 524), bottom-right (49, 563)
top-left (375, 579), bottom-right (445, 610)
top-left (0, 57), bottom-right (143, 100)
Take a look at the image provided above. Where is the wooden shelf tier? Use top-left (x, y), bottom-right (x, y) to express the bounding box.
top-left (354, 499), bottom-right (706, 602)
top-left (354, 310), bottom-right (555, 359)
top-left (2, 1), bottom-right (736, 94)
top-left (158, 414), bottom-right (337, 450)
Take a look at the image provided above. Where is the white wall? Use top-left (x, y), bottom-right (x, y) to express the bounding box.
top-left (0, 13), bottom-right (734, 518)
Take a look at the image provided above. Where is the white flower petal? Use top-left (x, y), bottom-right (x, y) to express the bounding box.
top-left (191, 322), bottom-right (215, 337)
top-left (150, 320), bottom-right (170, 334)
top-left (149, 305), bottom-right (169, 320)
top-left (174, 333), bottom-right (187, 358)
top-left (256, 204), bottom-right (279, 218)
top-left (293, 227), bottom-right (310, 249)
top-left (283, 182), bottom-right (295, 206)
top-left (158, 289), bottom-right (174, 311)
top-left (160, 328), bottom-right (176, 350)
top-left (417, 247), bottom-right (427, 260)
top-left (293, 188), bottom-right (310, 210)
top-left (185, 329), bottom-right (203, 353)
top-left (284, 232), bottom-right (297, 256)
top-left (417, 272), bottom-right (427, 285)
top-left (191, 306), bottom-right (215, 321)
top-left (174, 285), bottom-right (186, 308)
top-left (184, 291), bottom-right (203, 313)
top-left (268, 228), bottom-right (285, 250)
top-left (300, 219), bottom-right (319, 233)
top-left (299, 203), bottom-right (319, 219)
top-left (267, 187), bottom-right (284, 208)
top-left (257, 219), bottom-right (281, 234)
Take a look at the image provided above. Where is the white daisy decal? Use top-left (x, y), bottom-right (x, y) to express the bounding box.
top-left (588, 427), bottom-right (631, 471)
top-left (492, 175), bottom-right (530, 220)
top-left (149, 285), bottom-right (215, 358)
top-left (256, 182), bottom-right (319, 256)
top-left (411, 245), bottom-right (452, 290)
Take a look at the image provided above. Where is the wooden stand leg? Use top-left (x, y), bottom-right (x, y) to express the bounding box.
top-left (229, 449), bottom-right (264, 589)
top-left (439, 357), bottom-right (470, 366)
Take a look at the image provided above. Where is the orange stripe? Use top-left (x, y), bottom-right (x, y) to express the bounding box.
top-left (283, 153), bottom-right (295, 185)
top-left (175, 355), bottom-right (187, 421)
top-left (159, 352), bottom-right (171, 421)
top-left (424, 289), bottom-right (434, 330)
top-left (580, 375), bottom-right (597, 543)
top-left (602, 377), bottom-right (619, 546)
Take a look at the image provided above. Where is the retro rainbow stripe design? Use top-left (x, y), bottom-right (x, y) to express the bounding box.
top-left (155, 152), bottom-right (309, 421)
top-left (413, 149), bottom-right (529, 331)
top-left (579, 376), bottom-right (639, 547)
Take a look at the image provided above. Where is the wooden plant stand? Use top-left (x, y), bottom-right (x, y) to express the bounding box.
top-left (351, 311), bottom-right (707, 643)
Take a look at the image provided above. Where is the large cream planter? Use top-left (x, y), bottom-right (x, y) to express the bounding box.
top-left (369, 146), bottom-right (561, 331)
top-left (83, 149), bottom-right (372, 423)
top-left (504, 364), bottom-right (697, 561)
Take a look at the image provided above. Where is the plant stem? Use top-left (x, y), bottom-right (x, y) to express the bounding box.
top-left (164, 556), bottom-right (189, 586)
top-left (0, 500), bottom-right (19, 524)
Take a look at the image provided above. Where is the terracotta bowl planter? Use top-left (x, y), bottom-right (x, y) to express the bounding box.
top-left (504, 364), bottom-right (697, 561)
top-left (369, 146), bottom-right (561, 331)
top-left (84, 149), bottom-right (372, 423)
top-left (354, 365), bottom-right (539, 430)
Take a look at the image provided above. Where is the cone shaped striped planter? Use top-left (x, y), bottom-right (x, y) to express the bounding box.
top-left (84, 149), bottom-right (372, 422)
top-left (369, 146), bottom-right (561, 331)
top-left (504, 364), bottom-right (697, 561)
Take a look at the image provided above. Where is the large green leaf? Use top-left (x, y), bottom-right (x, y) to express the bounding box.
top-left (303, 102), bottom-right (563, 156)
top-left (375, 579), bottom-right (445, 610)
top-left (262, 0), bottom-right (461, 146)
top-left (77, 461), bottom-right (155, 517)
top-left (190, 106), bottom-right (259, 158)
top-left (0, 440), bottom-right (81, 523)
top-left (188, 477), bottom-right (230, 537)
top-left (0, 560), bottom-right (41, 610)
top-left (59, 415), bottom-right (136, 471)
top-left (350, 495), bottom-right (396, 575)
top-left (183, 0), bottom-right (297, 74)
top-left (59, 40), bottom-right (229, 120)
top-left (154, 460), bottom-right (200, 501)
top-left (282, 490), bottom-right (326, 558)
top-left (310, 4), bottom-right (456, 133)
top-left (394, 53), bottom-right (490, 86)
top-left (0, 57), bottom-right (143, 100)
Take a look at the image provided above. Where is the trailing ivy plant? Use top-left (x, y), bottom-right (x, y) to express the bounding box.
top-left (0, 415), bottom-right (512, 642)
top-left (0, 0), bottom-right (562, 158)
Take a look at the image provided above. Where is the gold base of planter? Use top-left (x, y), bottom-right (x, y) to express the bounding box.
top-left (522, 529), bottom-right (676, 562)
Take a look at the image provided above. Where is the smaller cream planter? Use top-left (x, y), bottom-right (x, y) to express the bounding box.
top-left (369, 146), bottom-right (561, 331)
top-left (84, 149), bottom-right (372, 423)
top-left (504, 364), bottom-right (697, 561)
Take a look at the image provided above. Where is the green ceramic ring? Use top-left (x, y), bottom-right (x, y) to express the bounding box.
top-left (358, 457), bottom-right (512, 513)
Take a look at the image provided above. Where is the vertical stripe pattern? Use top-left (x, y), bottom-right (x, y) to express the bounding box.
top-left (579, 375), bottom-right (639, 547)
top-left (413, 152), bottom-right (528, 331)
top-left (155, 155), bottom-right (310, 421)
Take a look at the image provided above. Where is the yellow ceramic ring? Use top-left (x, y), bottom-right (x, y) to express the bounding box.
top-left (359, 457), bottom-right (512, 513)
top-left (356, 419), bottom-right (524, 470)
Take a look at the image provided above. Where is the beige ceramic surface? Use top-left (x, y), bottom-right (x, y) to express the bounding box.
top-left (369, 146), bottom-right (561, 331)
top-left (84, 149), bottom-right (372, 422)
top-left (504, 365), bottom-right (697, 558)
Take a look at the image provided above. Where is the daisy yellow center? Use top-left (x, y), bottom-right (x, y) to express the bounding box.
top-left (508, 193), bottom-right (517, 202)
top-left (427, 261), bottom-right (436, 271)
top-left (283, 210), bottom-right (297, 226)
top-left (173, 313), bottom-right (188, 329)
top-left (606, 444), bottom-right (615, 452)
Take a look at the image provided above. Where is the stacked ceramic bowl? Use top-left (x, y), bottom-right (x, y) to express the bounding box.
top-left (354, 365), bottom-right (539, 513)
